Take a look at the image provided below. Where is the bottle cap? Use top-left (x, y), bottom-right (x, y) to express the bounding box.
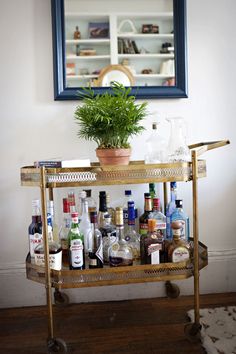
top-left (148, 219), bottom-right (156, 231)
top-left (99, 191), bottom-right (106, 196)
top-left (144, 192), bottom-right (151, 198)
top-left (170, 181), bottom-right (177, 189)
top-left (71, 212), bottom-right (78, 218)
top-left (125, 190), bottom-right (132, 196)
top-left (63, 198), bottom-right (70, 213)
top-left (152, 122), bottom-right (158, 130)
top-left (175, 199), bottom-right (183, 208)
top-left (171, 221), bottom-right (183, 229)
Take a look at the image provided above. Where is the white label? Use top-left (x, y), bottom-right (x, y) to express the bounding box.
top-left (89, 258), bottom-right (97, 266)
top-left (172, 247), bottom-right (189, 263)
top-left (70, 239), bottom-right (84, 268)
top-left (29, 233), bottom-right (42, 258)
top-left (34, 251), bottom-right (62, 271)
top-left (148, 243), bottom-right (161, 264)
top-left (96, 242), bottom-right (103, 263)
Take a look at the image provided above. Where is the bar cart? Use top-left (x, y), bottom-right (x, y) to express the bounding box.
top-left (20, 140), bottom-right (229, 353)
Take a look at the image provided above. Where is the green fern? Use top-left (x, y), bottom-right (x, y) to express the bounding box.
top-left (74, 82), bottom-right (147, 149)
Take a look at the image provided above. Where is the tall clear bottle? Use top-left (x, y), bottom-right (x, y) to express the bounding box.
top-left (59, 198), bottom-right (71, 267)
top-left (124, 201), bottom-right (140, 263)
top-left (166, 182), bottom-right (177, 240)
top-left (99, 214), bottom-right (116, 264)
top-left (28, 199), bottom-right (42, 258)
top-left (88, 211), bottom-right (103, 269)
top-left (79, 198), bottom-right (92, 255)
top-left (47, 200), bottom-right (59, 242)
top-left (170, 199), bottom-right (190, 241)
top-left (109, 207), bottom-right (133, 267)
top-left (83, 189), bottom-right (97, 213)
top-left (68, 212), bottom-right (85, 270)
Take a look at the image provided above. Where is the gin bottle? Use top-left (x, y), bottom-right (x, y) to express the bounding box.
top-left (170, 199), bottom-right (189, 241)
top-left (140, 219), bottom-right (165, 265)
top-left (124, 201), bottom-right (140, 263)
top-left (68, 212), bottom-right (85, 270)
top-left (109, 207), bottom-right (133, 267)
top-left (88, 211), bottom-right (103, 269)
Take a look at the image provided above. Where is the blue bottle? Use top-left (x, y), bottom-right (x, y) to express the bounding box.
top-left (170, 199), bottom-right (189, 241)
top-left (166, 182), bottom-right (177, 240)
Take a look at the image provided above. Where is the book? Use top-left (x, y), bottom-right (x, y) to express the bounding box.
top-left (34, 159), bottom-right (91, 168)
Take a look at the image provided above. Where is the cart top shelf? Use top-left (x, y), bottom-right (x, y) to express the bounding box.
top-left (20, 140), bottom-right (229, 188)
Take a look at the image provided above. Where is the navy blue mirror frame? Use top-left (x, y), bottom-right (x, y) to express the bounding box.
top-left (51, 0), bottom-right (187, 100)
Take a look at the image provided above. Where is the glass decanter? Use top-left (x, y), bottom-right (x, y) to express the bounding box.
top-left (144, 122), bottom-right (167, 163)
top-left (166, 117), bottom-right (191, 162)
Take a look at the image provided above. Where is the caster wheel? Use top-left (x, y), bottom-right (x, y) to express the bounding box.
top-left (165, 281), bottom-right (180, 298)
top-left (47, 338), bottom-right (68, 353)
top-left (184, 323), bottom-right (202, 342)
top-left (54, 290), bottom-right (70, 307)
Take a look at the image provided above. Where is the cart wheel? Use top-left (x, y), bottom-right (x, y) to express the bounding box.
top-left (165, 281), bottom-right (180, 298)
top-left (54, 289), bottom-right (70, 307)
top-left (47, 338), bottom-right (68, 353)
top-left (184, 322), bottom-right (202, 342)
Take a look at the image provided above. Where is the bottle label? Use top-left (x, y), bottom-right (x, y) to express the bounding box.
top-left (34, 251), bottom-right (62, 271)
top-left (148, 244), bottom-right (162, 264)
top-left (139, 223), bottom-right (148, 235)
top-left (89, 258), bottom-right (97, 266)
top-left (95, 242), bottom-right (103, 263)
top-left (29, 233), bottom-right (43, 258)
top-left (172, 247), bottom-right (189, 263)
top-left (70, 239), bottom-right (84, 268)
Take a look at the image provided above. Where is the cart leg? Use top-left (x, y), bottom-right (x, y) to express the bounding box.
top-left (185, 151), bottom-right (202, 340)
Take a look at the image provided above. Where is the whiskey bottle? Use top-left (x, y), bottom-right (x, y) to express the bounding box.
top-left (109, 207), bottom-right (133, 267)
top-left (59, 198), bottom-right (71, 267)
top-left (28, 199), bottom-right (42, 258)
top-left (170, 199), bottom-right (189, 241)
top-left (88, 211), bottom-right (103, 268)
top-left (140, 219), bottom-right (165, 265)
top-left (34, 236), bottom-right (62, 271)
top-left (68, 212), bottom-right (85, 270)
top-left (124, 201), bottom-right (140, 263)
top-left (99, 214), bottom-right (116, 264)
top-left (139, 193), bottom-right (153, 236)
top-left (167, 221), bottom-right (190, 263)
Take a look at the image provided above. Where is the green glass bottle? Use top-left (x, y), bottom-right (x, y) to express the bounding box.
top-left (68, 212), bottom-right (85, 270)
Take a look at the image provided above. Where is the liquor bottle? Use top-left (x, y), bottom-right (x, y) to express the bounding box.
top-left (151, 198), bottom-right (166, 240)
top-left (109, 207), bottom-right (133, 267)
top-left (98, 191), bottom-right (109, 227)
top-left (68, 212), bottom-right (85, 270)
top-left (47, 200), bottom-right (59, 242)
top-left (140, 219), bottom-right (165, 265)
top-left (166, 182), bottom-right (177, 240)
top-left (88, 211), bottom-right (103, 268)
top-left (106, 192), bottom-right (115, 224)
top-left (149, 183), bottom-right (156, 200)
top-left (83, 189), bottom-right (97, 213)
top-left (139, 193), bottom-right (153, 236)
top-left (124, 201), bottom-right (140, 263)
top-left (34, 236), bottom-right (62, 271)
top-left (59, 198), bottom-right (71, 267)
top-left (28, 199), bottom-right (43, 258)
top-left (167, 221), bottom-right (190, 262)
top-left (144, 122), bottom-right (167, 163)
top-left (78, 190), bottom-right (87, 223)
top-left (122, 190), bottom-right (138, 228)
top-left (99, 214), bottom-right (116, 264)
top-left (170, 199), bottom-right (190, 241)
top-left (68, 190), bottom-right (76, 213)
top-left (79, 199), bottom-right (91, 255)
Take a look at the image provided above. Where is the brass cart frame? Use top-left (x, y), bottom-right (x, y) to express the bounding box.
top-left (21, 140), bottom-right (229, 353)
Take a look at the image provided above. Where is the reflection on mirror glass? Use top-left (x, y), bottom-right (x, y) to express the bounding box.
top-left (64, 0), bottom-right (175, 89)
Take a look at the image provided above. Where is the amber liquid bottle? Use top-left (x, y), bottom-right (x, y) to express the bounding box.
top-left (167, 221), bottom-right (190, 263)
top-left (140, 219), bottom-right (165, 265)
top-left (139, 193), bottom-right (153, 236)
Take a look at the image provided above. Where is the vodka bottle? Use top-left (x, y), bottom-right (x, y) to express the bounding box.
top-left (88, 211), bottom-right (103, 268)
top-left (166, 182), bottom-right (177, 240)
top-left (170, 199), bottom-right (190, 241)
top-left (122, 190), bottom-right (138, 230)
top-left (28, 199), bottom-right (42, 258)
top-left (68, 212), bottom-right (85, 270)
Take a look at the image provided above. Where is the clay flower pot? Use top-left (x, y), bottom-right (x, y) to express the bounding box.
top-left (96, 148), bottom-right (131, 166)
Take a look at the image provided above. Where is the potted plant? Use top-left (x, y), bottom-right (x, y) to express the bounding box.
top-left (74, 82), bottom-right (148, 165)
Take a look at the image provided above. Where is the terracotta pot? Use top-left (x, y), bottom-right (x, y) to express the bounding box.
top-left (96, 148), bottom-right (131, 166)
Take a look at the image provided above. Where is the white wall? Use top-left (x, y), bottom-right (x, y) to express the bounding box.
top-left (0, 0), bottom-right (235, 308)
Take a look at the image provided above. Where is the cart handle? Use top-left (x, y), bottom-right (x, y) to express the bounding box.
top-left (188, 140), bottom-right (230, 157)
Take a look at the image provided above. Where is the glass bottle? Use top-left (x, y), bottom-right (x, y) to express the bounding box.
top-left (99, 214), bottom-right (116, 264)
top-left (68, 212), bottom-right (85, 270)
top-left (68, 190), bottom-right (76, 213)
top-left (144, 122), bottom-right (167, 163)
top-left (47, 200), bottom-right (59, 242)
top-left (78, 190), bottom-right (87, 223)
top-left (28, 199), bottom-right (42, 258)
top-left (170, 199), bottom-right (190, 241)
top-left (139, 193), bottom-right (153, 236)
top-left (151, 198), bottom-right (166, 240)
top-left (122, 190), bottom-right (138, 231)
top-left (106, 193), bottom-right (115, 224)
top-left (59, 198), bottom-right (71, 267)
top-left (168, 221), bottom-right (190, 263)
top-left (124, 201), bottom-right (140, 263)
top-left (83, 189), bottom-right (97, 213)
top-left (98, 191), bottom-right (109, 227)
top-left (34, 237), bottom-right (62, 271)
top-left (79, 199), bottom-right (91, 255)
top-left (166, 117), bottom-right (190, 162)
top-left (88, 211), bottom-right (103, 269)
top-left (140, 219), bottom-right (165, 265)
top-left (109, 207), bottom-right (133, 267)
top-left (166, 182), bottom-right (177, 240)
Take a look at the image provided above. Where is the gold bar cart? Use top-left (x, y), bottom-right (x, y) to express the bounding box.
top-left (21, 140), bottom-right (229, 353)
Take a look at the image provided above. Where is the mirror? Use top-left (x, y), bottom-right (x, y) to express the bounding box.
top-left (51, 0), bottom-right (187, 100)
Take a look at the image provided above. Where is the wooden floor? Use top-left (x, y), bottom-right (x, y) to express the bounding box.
top-left (0, 292), bottom-right (235, 354)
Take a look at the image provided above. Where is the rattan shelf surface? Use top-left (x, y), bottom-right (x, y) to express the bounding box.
top-left (26, 240), bottom-right (208, 289)
top-left (21, 160), bottom-right (207, 188)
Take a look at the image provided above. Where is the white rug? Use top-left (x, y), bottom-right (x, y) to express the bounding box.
top-left (188, 306), bottom-right (236, 354)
